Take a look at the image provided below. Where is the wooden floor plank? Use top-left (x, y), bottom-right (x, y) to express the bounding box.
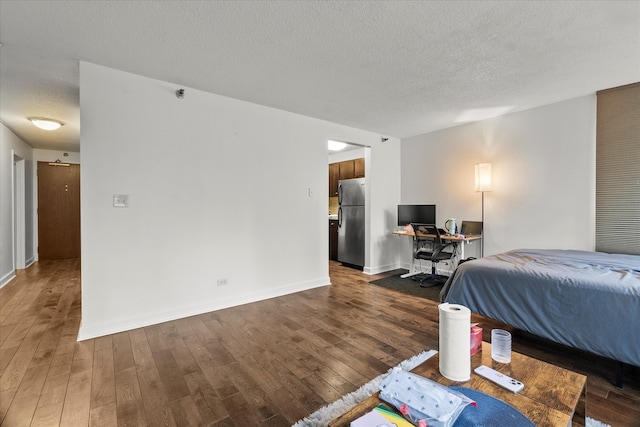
top-left (90, 347), bottom-right (116, 410)
top-left (0, 387), bottom-right (17, 423)
top-left (0, 346), bottom-right (19, 378)
top-left (0, 319), bottom-right (34, 349)
top-left (0, 259), bottom-right (638, 427)
top-left (129, 328), bottom-right (157, 372)
top-left (136, 367), bottom-right (178, 427)
top-left (89, 401), bottom-right (118, 427)
top-left (151, 348), bottom-right (191, 402)
top-left (184, 369), bottom-right (230, 423)
top-left (59, 340), bottom-right (94, 426)
top-left (114, 366), bottom-right (146, 427)
top-left (30, 402), bottom-right (63, 427)
top-left (36, 351), bottom-right (74, 408)
top-left (2, 363), bottom-right (47, 425)
top-left (112, 332), bottom-right (135, 373)
top-left (0, 322), bottom-right (48, 392)
top-left (169, 395), bottom-right (205, 427)
top-left (160, 322), bottom-right (200, 375)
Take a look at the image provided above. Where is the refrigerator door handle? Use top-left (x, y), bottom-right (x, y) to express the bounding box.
top-left (338, 182), bottom-right (343, 205)
top-left (338, 207), bottom-right (342, 228)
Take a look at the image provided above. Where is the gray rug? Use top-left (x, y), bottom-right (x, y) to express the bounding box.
top-left (369, 273), bottom-right (444, 303)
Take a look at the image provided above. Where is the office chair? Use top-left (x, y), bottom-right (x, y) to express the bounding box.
top-left (409, 223), bottom-right (457, 287)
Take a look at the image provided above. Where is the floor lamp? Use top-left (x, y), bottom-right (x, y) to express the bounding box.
top-left (475, 163), bottom-right (492, 257)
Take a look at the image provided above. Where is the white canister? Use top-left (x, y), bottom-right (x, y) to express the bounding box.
top-left (438, 303), bottom-right (471, 381)
top-left (445, 218), bottom-right (456, 235)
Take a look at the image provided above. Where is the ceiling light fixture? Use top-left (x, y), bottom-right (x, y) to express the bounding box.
top-left (29, 117), bottom-right (64, 131)
top-left (328, 140), bottom-right (347, 151)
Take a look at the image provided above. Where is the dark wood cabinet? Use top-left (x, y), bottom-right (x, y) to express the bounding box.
top-left (338, 160), bottom-right (355, 180)
top-left (329, 158), bottom-right (365, 196)
top-left (329, 219), bottom-right (339, 260)
top-left (329, 163), bottom-right (340, 197)
top-left (354, 157), bottom-right (365, 178)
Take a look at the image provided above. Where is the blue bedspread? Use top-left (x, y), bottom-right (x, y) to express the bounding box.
top-left (440, 249), bottom-right (640, 366)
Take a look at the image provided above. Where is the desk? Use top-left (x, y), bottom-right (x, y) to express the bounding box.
top-left (329, 342), bottom-right (587, 427)
top-left (392, 231), bottom-right (482, 278)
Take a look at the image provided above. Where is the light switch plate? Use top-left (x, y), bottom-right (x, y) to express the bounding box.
top-left (113, 194), bottom-right (129, 208)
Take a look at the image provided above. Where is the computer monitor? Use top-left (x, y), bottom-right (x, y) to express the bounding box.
top-left (397, 204), bottom-right (436, 226)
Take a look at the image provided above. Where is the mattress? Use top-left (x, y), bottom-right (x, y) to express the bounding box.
top-left (440, 249), bottom-right (640, 366)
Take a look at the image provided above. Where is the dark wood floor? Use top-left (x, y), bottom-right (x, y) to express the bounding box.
top-left (0, 259), bottom-right (638, 426)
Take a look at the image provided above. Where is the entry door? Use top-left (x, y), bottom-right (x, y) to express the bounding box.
top-left (38, 162), bottom-right (81, 260)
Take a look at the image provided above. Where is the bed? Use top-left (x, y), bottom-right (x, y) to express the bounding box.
top-left (440, 249), bottom-right (640, 368)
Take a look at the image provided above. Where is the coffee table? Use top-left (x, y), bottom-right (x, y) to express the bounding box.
top-left (329, 342), bottom-right (586, 427)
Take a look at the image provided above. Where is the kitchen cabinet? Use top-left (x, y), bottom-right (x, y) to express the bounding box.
top-left (354, 157), bottom-right (365, 178)
top-left (329, 158), bottom-right (365, 196)
top-left (338, 160), bottom-right (355, 180)
top-left (329, 219), bottom-right (339, 260)
top-left (329, 163), bottom-right (340, 197)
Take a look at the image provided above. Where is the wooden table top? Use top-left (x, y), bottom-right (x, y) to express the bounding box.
top-left (329, 341), bottom-right (587, 427)
top-left (392, 230), bottom-right (482, 242)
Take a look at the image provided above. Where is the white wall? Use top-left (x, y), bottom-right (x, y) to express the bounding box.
top-left (401, 96), bottom-right (596, 261)
top-left (78, 62), bottom-right (401, 339)
top-left (33, 149), bottom-right (80, 164)
top-left (366, 139), bottom-right (402, 274)
top-left (328, 147), bottom-right (366, 163)
top-left (0, 123), bottom-right (35, 287)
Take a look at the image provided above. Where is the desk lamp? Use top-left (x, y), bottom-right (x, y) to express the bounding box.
top-left (474, 163), bottom-right (492, 257)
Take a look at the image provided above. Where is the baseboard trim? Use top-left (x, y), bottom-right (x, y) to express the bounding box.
top-left (0, 270), bottom-right (16, 289)
top-left (77, 276), bottom-right (331, 341)
top-left (364, 262), bottom-right (402, 275)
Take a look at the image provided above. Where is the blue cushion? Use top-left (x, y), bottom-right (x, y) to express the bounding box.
top-left (450, 386), bottom-right (536, 427)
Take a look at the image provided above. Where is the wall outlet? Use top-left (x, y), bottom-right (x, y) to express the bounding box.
top-left (217, 278), bottom-right (229, 286)
top-left (113, 194), bottom-right (129, 207)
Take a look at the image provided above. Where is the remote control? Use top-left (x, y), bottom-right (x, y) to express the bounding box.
top-left (474, 365), bottom-right (524, 393)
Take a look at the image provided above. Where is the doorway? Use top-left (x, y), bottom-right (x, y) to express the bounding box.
top-left (37, 161), bottom-right (81, 260)
top-left (327, 141), bottom-right (370, 269)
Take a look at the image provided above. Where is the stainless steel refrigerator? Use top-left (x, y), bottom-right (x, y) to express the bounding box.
top-left (338, 178), bottom-right (365, 268)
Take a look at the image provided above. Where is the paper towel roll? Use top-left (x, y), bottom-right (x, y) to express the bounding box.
top-left (439, 303), bottom-right (471, 381)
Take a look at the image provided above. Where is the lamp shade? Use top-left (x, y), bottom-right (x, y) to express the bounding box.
top-left (475, 163), bottom-right (492, 192)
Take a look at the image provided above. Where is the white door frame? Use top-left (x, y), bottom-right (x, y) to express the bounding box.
top-left (13, 154), bottom-right (26, 270)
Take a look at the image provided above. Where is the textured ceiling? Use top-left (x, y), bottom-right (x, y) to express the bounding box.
top-left (1, 1), bottom-right (639, 153)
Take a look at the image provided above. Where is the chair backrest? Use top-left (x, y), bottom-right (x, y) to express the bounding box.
top-left (410, 223), bottom-right (442, 246)
top-left (411, 223), bottom-right (456, 263)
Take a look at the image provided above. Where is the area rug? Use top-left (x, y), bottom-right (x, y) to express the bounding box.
top-left (292, 347), bottom-right (610, 427)
top-left (369, 273), bottom-right (444, 303)
top-left (291, 349), bottom-right (437, 427)
top-left (587, 419), bottom-right (612, 427)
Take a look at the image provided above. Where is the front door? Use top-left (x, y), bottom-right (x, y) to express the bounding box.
top-left (37, 162), bottom-right (81, 260)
